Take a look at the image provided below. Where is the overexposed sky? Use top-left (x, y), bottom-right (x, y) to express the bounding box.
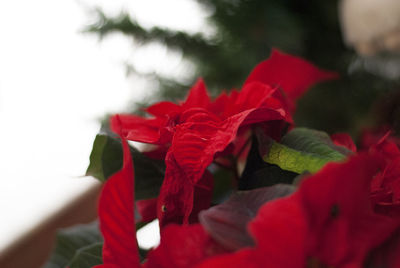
top-left (0, 0), bottom-right (208, 252)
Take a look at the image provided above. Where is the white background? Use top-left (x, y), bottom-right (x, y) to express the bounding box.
top-left (0, 0), bottom-right (208, 252)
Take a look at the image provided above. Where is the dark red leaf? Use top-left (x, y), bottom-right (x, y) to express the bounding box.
top-left (199, 184), bottom-right (295, 251)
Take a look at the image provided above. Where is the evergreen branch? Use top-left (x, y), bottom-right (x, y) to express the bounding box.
top-left (83, 8), bottom-right (218, 59)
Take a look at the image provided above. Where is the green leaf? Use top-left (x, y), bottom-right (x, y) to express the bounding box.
top-left (44, 222), bottom-right (103, 268)
top-left (240, 135), bottom-right (298, 190)
top-left (69, 243), bottom-right (103, 268)
top-left (259, 128), bottom-right (348, 174)
top-left (86, 134), bottom-right (165, 200)
top-left (86, 134), bottom-right (121, 182)
top-left (280, 128), bottom-right (352, 157)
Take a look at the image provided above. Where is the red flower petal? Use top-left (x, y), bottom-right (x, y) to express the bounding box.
top-left (111, 114), bottom-right (168, 145)
top-left (197, 193), bottom-right (307, 268)
top-left (144, 224), bottom-right (226, 268)
top-left (369, 134), bottom-right (400, 216)
top-left (208, 91), bottom-right (231, 118)
top-left (93, 264), bottom-right (120, 268)
top-left (146, 101), bottom-right (181, 117)
top-left (137, 198), bottom-right (158, 223)
top-left (98, 115), bottom-right (140, 268)
top-left (299, 154), bottom-right (399, 267)
top-left (244, 49), bottom-right (338, 102)
top-left (224, 82), bottom-right (277, 116)
top-left (182, 79), bottom-right (210, 110)
top-left (199, 185), bottom-right (295, 252)
top-left (331, 133), bottom-right (357, 153)
top-left (156, 155), bottom-right (214, 226)
top-left (366, 228), bottom-right (400, 268)
top-left (195, 249), bottom-right (264, 268)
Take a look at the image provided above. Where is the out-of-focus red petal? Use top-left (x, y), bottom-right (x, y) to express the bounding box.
top-left (110, 114), bottom-right (168, 145)
top-left (331, 133), bottom-right (357, 153)
top-left (244, 49), bottom-right (338, 102)
top-left (212, 83), bottom-right (282, 121)
top-left (198, 154), bottom-right (400, 267)
top-left (371, 152), bottom-right (400, 216)
top-left (208, 91), bottom-right (230, 118)
top-left (364, 228), bottom-right (400, 268)
top-left (99, 115), bottom-right (140, 268)
top-left (195, 249), bottom-right (261, 268)
top-left (360, 127), bottom-right (400, 153)
top-left (249, 194), bottom-right (307, 267)
top-left (146, 101), bottom-right (181, 117)
top-left (144, 224), bottom-right (227, 268)
top-left (182, 78), bottom-right (211, 109)
top-left (93, 264), bottom-right (120, 268)
top-left (229, 82), bottom-right (276, 114)
top-left (197, 194), bottom-right (306, 268)
top-left (376, 140), bottom-right (400, 159)
top-left (300, 154), bottom-right (399, 267)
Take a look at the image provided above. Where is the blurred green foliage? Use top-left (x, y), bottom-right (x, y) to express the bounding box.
top-left (84, 0), bottom-right (400, 137)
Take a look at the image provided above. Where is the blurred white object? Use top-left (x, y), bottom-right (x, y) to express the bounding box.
top-left (137, 220), bottom-right (160, 250)
top-left (340, 0), bottom-right (400, 55)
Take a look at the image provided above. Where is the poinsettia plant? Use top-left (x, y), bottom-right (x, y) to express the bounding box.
top-left (45, 50), bottom-right (400, 268)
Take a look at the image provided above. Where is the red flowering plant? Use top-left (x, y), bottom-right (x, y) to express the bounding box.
top-left (113, 49), bottom-right (337, 227)
top-left (45, 50), bottom-right (400, 268)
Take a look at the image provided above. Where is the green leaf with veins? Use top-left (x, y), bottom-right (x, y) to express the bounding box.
top-left (259, 128), bottom-right (349, 174)
top-left (69, 242), bottom-right (103, 268)
top-left (43, 222), bottom-right (103, 268)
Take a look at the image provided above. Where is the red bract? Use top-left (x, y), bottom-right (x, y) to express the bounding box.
top-left (244, 49), bottom-right (339, 117)
top-left (360, 126), bottom-right (400, 152)
top-left (197, 154), bottom-right (400, 268)
top-left (367, 132), bottom-right (400, 217)
top-left (366, 228), bottom-right (400, 268)
top-left (331, 132), bottom-right (357, 153)
top-left (111, 50), bottom-right (337, 227)
top-left (95, 116), bottom-right (140, 268)
top-left (136, 198), bottom-right (158, 223)
top-left (371, 156), bottom-right (400, 217)
top-left (333, 129), bottom-right (400, 218)
top-left (144, 224), bottom-right (227, 268)
top-left (298, 154), bottom-right (398, 267)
